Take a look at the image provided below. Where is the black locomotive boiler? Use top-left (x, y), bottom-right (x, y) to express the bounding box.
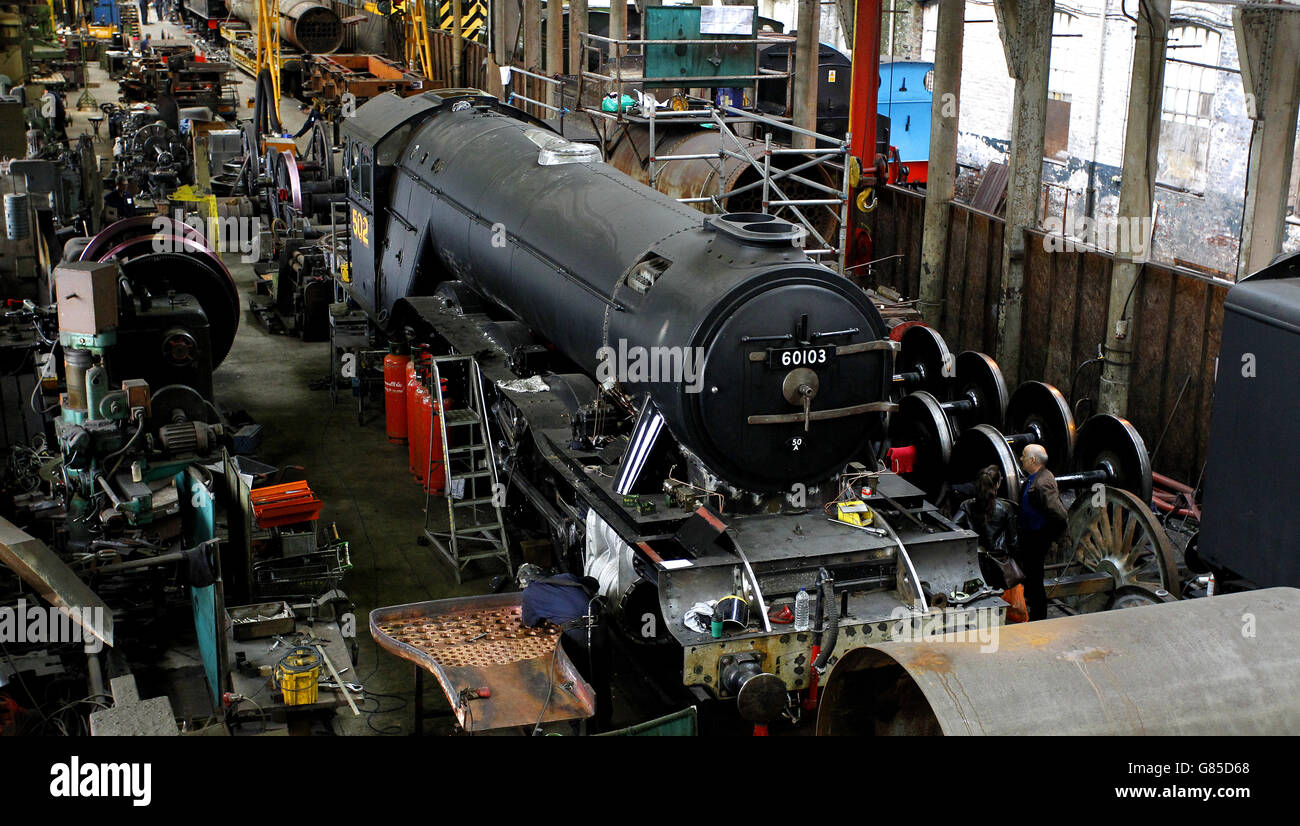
top-left (343, 91), bottom-right (897, 493)
top-left (343, 91), bottom-right (997, 723)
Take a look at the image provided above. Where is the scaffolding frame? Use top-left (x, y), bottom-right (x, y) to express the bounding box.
top-left (573, 31), bottom-right (851, 274)
top-left (502, 64), bottom-right (567, 130)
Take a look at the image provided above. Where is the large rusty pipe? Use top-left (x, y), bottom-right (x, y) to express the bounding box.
top-left (605, 125), bottom-right (841, 244)
top-left (817, 588), bottom-right (1300, 736)
top-left (228, 0), bottom-right (344, 54)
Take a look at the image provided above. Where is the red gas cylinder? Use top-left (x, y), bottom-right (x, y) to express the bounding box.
top-left (405, 358), bottom-right (422, 477)
top-left (411, 382), bottom-right (430, 486)
top-left (384, 351), bottom-right (410, 445)
top-left (422, 392), bottom-right (447, 495)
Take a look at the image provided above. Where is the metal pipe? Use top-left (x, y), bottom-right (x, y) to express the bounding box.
top-left (654, 153), bottom-right (724, 162)
top-left (93, 549), bottom-right (187, 574)
top-left (818, 588), bottom-right (1300, 736)
top-left (583, 33), bottom-right (789, 46)
top-left (86, 649), bottom-right (104, 700)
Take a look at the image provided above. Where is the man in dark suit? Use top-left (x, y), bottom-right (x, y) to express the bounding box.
top-left (1017, 444), bottom-right (1068, 621)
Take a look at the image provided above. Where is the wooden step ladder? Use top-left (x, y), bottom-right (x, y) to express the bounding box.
top-left (422, 354), bottom-right (511, 584)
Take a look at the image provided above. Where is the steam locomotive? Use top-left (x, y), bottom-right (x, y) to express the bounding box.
top-left (340, 89), bottom-right (1001, 723)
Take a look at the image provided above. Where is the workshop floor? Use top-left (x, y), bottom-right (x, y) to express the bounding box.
top-left (71, 17), bottom-right (489, 735)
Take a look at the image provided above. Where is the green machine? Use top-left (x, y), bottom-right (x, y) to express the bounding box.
top-left (52, 261), bottom-right (223, 546)
top-left (642, 5), bottom-right (757, 88)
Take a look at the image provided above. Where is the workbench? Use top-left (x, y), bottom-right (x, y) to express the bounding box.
top-left (226, 616), bottom-right (358, 732)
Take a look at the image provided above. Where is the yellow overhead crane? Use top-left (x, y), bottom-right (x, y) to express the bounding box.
top-left (255, 0), bottom-right (283, 125)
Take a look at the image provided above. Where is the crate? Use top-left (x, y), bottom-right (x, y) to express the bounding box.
top-left (250, 482), bottom-right (323, 528)
top-left (253, 543), bottom-right (352, 599)
top-left (227, 601), bottom-right (295, 641)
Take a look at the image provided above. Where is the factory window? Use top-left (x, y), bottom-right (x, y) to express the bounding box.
top-left (355, 146), bottom-right (373, 205)
top-left (1044, 10), bottom-right (1077, 162)
top-left (1158, 23), bottom-right (1222, 194)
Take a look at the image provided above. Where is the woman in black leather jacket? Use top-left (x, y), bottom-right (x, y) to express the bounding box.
top-left (952, 465), bottom-right (1022, 589)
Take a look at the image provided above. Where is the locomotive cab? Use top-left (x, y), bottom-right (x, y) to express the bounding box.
top-left (341, 90), bottom-right (554, 322)
top-left (340, 92), bottom-right (446, 320)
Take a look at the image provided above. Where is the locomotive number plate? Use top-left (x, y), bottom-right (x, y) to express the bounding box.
top-left (767, 346), bottom-right (835, 369)
top-left (351, 208), bottom-right (370, 247)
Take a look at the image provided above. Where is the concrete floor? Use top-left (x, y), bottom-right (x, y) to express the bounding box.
top-left (69, 17), bottom-right (497, 735)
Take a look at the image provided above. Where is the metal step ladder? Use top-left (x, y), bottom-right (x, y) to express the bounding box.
top-left (422, 354), bottom-right (512, 584)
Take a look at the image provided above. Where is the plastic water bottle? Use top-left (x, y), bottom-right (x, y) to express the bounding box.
top-left (794, 588), bottom-right (810, 631)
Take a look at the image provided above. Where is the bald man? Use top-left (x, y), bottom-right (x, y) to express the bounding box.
top-left (1017, 444), bottom-right (1068, 621)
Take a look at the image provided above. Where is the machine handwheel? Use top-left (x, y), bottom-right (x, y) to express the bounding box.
top-left (238, 120), bottom-right (260, 195)
top-left (896, 325), bottom-right (951, 397)
top-left (1050, 486), bottom-right (1180, 614)
top-left (79, 215), bottom-right (206, 262)
top-left (277, 149), bottom-right (304, 217)
top-left (305, 119), bottom-right (335, 180)
top-left (1005, 381), bottom-right (1075, 473)
top-left (263, 149), bottom-right (282, 220)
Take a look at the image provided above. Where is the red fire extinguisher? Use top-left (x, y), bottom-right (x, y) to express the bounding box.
top-left (384, 347), bottom-right (410, 445)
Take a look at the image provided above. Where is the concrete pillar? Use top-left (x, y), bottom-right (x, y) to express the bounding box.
top-left (1234, 4), bottom-right (1300, 279)
top-left (793, 0), bottom-right (821, 149)
top-left (609, 0), bottom-right (626, 64)
top-left (486, 0), bottom-right (507, 98)
top-left (1098, 0), bottom-right (1170, 417)
top-left (568, 0), bottom-right (587, 77)
top-left (452, 0), bottom-right (464, 88)
top-left (917, 0), bottom-right (964, 321)
top-left (547, 0), bottom-right (563, 108)
top-left (992, 0), bottom-right (1053, 387)
top-left (492, 0), bottom-right (512, 65)
top-left (524, 0), bottom-right (542, 72)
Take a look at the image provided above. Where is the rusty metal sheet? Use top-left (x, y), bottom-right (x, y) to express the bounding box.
top-left (817, 587), bottom-right (1300, 736)
top-left (371, 594), bottom-right (595, 732)
top-left (0, 516), bottom-right (114, 648)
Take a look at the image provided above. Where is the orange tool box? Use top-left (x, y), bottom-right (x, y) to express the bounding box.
top-left (250, 482), bottom-right (323, 528)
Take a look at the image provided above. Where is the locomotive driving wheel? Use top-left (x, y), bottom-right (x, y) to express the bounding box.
top-left (1048, 486), bottom-right (1180, 614)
